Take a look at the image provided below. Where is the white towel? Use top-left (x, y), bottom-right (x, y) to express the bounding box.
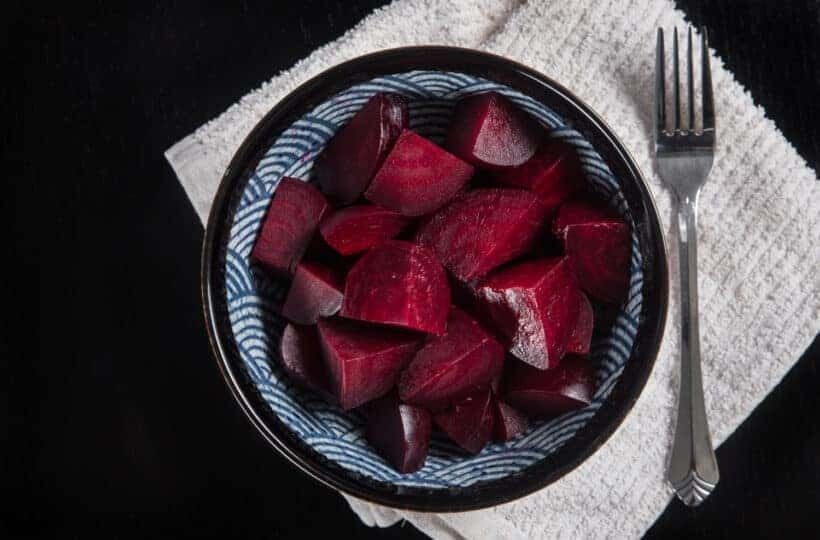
top-left (166, 0), bottom-right (820, 537)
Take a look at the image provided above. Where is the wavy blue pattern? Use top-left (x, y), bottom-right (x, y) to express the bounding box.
top-left (225, 71), bottom-right (644, 488)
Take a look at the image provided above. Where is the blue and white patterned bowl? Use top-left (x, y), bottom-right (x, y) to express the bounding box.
top-left (202, 47), bottom-right (668, 511)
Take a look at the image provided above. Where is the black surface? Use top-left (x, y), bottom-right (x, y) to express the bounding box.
top-left (7, 0), bottom-right (818, 538)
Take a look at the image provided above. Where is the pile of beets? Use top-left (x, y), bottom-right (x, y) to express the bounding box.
top-left (251, 92), bottom-right (630, 473)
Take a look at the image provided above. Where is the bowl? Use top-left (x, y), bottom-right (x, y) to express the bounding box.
top-left (201, 46), bottom-right (668, 512)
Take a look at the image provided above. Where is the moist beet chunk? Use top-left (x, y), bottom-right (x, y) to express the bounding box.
top-left (398, 308), bottom-right (504, 411)
top-left (315, 93), bottom-right (408, 204)
top-left (497, 140), bottom-right (583, 212)
top-left (251, 178), bottom-right (329, 276)
top-left (341, 241), bottom-right (450, 335)
top-left (365, 130), bottom-right (474, 216)
top-left (503, 356), bottom-right (595, 418)
top-left (492, 399), bottom-right (528, 442)
top-left (366, 391), bottom-right (431, 473)
top-left (565, 289), bottom-right (593, 355)
top-left (317, 318), bottom-right (422, 410)
top-left (282, 261), bottom-right (344, 324)
top-left (416, 188), bottom-right (547, 282)
top-left (433, 389), bottom-right (495, 454)
top-left (445, 92), bottom-right (541, 170)
top-left (319, 204), bottom-right (413, 256)
top-left (279, 324), bottom-right (334, 401)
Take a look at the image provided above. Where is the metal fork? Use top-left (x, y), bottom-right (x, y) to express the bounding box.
top-left (655, 27), bottom-right (719, 506)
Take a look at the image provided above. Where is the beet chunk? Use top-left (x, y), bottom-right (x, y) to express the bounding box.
top-left (445, 92), bottom-right (541, 170)
top-left (282, 261), bottom-right (344, 324)
top-left (476, 257), bottom-right (578, 369)
top-left (416, 188), bottom-right (547, 282)
top-left (365, 130), bottom-right (474, 216)
top-left (565, 289), bottom-right (593, 355)
top-left (553, 200), bottom-right (630, 303)
top-left (366, 391), bottom-right (431, 473)
top-left (398, 308), bottom-right (504, 411)
top-left (317, 318), bottom-right (421, 410)
top-left (251, 178), bottom-right (329, 276)
top-left (341, 241), bottom-right (450, 335)
top-left (319, 204), bottom-right (412, 256)
top-left (279, 324), bottom-right (334, 401)
top-left (497, 140), bottom-right (582, 212)
top-left (503, 356), bottom-right (595, 418)
top-left (433, 389), bottom-right (495, 454)
top-left (492, 399), bottom-right (528, 442)
top-left (315, 93), bottom-right (408, 204)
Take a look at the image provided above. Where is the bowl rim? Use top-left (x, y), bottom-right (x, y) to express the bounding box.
top-left (201, 45), bottom-right (669, 512)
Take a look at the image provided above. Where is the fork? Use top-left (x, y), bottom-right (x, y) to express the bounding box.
top-left (655, 27), bottom-right (719, 506)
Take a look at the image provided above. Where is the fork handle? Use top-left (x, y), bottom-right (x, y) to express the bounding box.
top-left (667, 196), bottom-right (720, 506)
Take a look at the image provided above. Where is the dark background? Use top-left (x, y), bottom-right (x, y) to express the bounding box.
top-left (6, 1), bottom-right (819, 538)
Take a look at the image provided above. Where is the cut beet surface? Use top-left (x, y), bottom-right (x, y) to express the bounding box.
top-left (365, 391), bottom-right (431, 473)
top-left (365, 130), bottom-right (474, 216)
top-left (319, 204), bottom-right (413, 256)
top-left (434, 389), bottom-right (495, 454)
top-left (279, 324), bottom-right (334, 401)
top-left (445, 92), bottom-right (541, 170)
top-left (493, 399), bottom-right (528, 442)
top-left (476, 257), bottom-right (578, 369)
top-left (497, 140), bottom-right (583, 212)
top-left (317, 318), bottom-right (422, 410)
top-left (566, 289), bottom-right (593, 355)
top-left (398, 308), bottom-right (504, 412)
top-left (251, 178), bottom-right (329, 276)
top-left (503, 355), bottom-right (595, 418)
top-left (416, 188), bottom-right (547, 282)
top-left (341, 241), bottom-right (450, 335)
top-left (554, 200), bottom-right (630, 303)
top-left (315, 93), bottom-right (408, 205)
top-left (282, 261), bottom-right (344, 325)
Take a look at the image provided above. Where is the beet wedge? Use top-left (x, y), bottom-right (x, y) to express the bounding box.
top-left (319, 204), bottom-right (413, 256)
top-left (341, 241), bottom-right (450, 335)
top-left (366, 391), bottom-right (431, 473)
top-left (434, 389), bottom-right (495, 454)
top-left (315, 93), bottom-right (408, 204)
top-left (279, 324), bottom-right (334, 401)
top-left (476, 257), bottom-right (578, 369)
top-left (251, 178), bottom-right (329, 276)
top-left (497, 140), bottom-right (583, 212)
top-left (282, 261), bottom-right (344, 325)
top-left (553, 200), bottom-right (630, 303)
top-left (502, 355), bottom-right (595, 418)
top-left (365, 130), bottom-right (474, 216)
top-left (398, 308), bottom-right (504, 411)
top-left (416, 188), bottom-right (547, 282)
top-left (445, 92), bottom-right (541, 170)
top-left (492, 399), bottom-right (528, 442)
top-left (565, 289), bottom-right (593, 355)
top-left (317, 318), bottom-right (422, 410)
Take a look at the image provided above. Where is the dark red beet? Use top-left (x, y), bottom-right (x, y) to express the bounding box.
top-left (503, 356), bottom-right (595, 418)
top-left (282, 261), bottom-right (344, 324)
top-left (319, 204), bottom-right (413, 256)
top-left (492, 399), bottom-right (528, 442)
top-left (416, 188), bottom-right (547, 282)
top-left (398, 308), bottom-right (504, 411)
top-left (279, 324), bottom-right (334, 401)
top-left (315, 93), bottom-right (408, 204)
top-left (476, 257), bottom-right (577, 369)
top-left (365, 391), bottom-right (431, 473)
top-left (433, 389), bottom-right (495, 454)
top-left (251, 178), bottom-right (329, 276)
top-left (497, 140), bottom-right (582, 212)
top-left (445, 92), bottom-right (541, 170)
top-left (566, 289), bottom-right (593, 355)
top-left (317, 318), bottom-right (422, 410)
top-left (341, 241), bottom-right (450, 335)
top-left (365, 130), bottom-right (474, 216)
top-left (554, 200), bottom-right (630, 303)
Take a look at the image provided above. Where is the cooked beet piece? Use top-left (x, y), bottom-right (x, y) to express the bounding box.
top-left (398, 308), bottom-right (504, 411)
top-left (497, 140), bottom-right (583, 212)
top-left (282, 261), bottom-right (344, 324)
top-left (365, 130), bottom-right (474, 216)
top-left (416, 188), bottom-right (547, 282)
top-left (492, 399), bottom-right (528, 442)
top-left (552, 198), bottom-right (622, 234)
top-left (315, 93), bottom-right (408, 204)
top-left (565, 289), bottom-right (593, 355)
top-left (503, 356), bottom-right (595, 418)
top-left (319, 204), bottom-right (413, 256)
top-left (279, 323), bottom-right (334, 401)
top-left (445, 92), bottom-right (541, 170)
top-left (341, 241), bottom-right (450, 335)
top-left (366, 391), bottom-right (431, 473)
top-left (317, 318), bottom-right (422, 410)
top-left (433, 389), bottom-right (495, 454)
top-left (251, 178), bottom-right (329, 276)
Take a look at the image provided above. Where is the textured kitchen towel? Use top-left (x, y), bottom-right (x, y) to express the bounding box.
top-left (165, 0), bottom-right (820, 538)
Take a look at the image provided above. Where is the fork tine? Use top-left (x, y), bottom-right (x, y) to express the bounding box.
top-left (687, 27), bottom-right (694, 131)
top-left (701, 27), bottom-right (715, 130)
top-left (672, 27), bottom-right (681, 132)
top-left (655, 28), bottom-right (666, 138)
